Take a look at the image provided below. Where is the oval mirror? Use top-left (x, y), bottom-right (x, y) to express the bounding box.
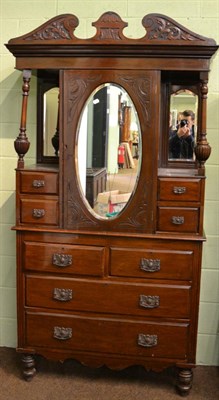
top-left (77, 83), bottom-right (141, 219)
top-left (169, 89), bottom-right (198, 160)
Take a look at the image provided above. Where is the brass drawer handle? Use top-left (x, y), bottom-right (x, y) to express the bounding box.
top-left (32, 179), bottom-right (45, 188)
top-left (139, 295), bottom-right (160, 309)
top-left (53, 327), bottom-right (72, 340)
top-left (173, 186), bottom-right (186, 194)
top-left (172, 216), bottom-right (184, 225)
top-left (139, 258), bottom-right (160, 273)
top-left (53, 288), bottom-right (73, 302)
top-left (52, 253), bottom-right (73, 267)
top-left (137, 334), bottom-right (158, 348)
top-left (32, 208), bottom-right (45, 218)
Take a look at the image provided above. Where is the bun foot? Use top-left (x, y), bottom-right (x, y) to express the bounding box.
top-left (176, 368), bottom-right (193, 396)
top-left (21, 354), bottom-right (36, 381)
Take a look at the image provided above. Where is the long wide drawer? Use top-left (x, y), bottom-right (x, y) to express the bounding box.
top-left (26, 312), bottom-right (189, 359)
top-left (23, 242), bottom-right (105, 276)
top-left (26, 276), bottom-right (191, 318)
top-left (110, 248), bottom-right (193, 280)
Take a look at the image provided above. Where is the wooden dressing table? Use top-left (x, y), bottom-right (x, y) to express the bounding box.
top-left (6, 12), bottom-right (218, 395)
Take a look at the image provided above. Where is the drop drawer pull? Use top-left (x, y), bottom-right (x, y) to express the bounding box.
top-left (172, 216), bottom-right (184, 225)
top-left (32, 208), bottom-right (45, 218)
top-left (53, 288), bottom-right (73, 302)
top-left (173, 186), bottom-right (186, 194)
top-left (32, 179), bottom-right (45, 188)
top-left (139, 258), bottom-right (160, 273)
top-left (52, 253), bottom-right (72, 267)
top-left (139, 295), bottom-right (160, 309)
top-left (53, 327), bottom-right (72, 340)
top-left (137, 334), bottom-right (158, 348)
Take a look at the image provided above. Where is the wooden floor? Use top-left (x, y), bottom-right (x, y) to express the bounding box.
top-left (0, 348), bottom-right (218, 400)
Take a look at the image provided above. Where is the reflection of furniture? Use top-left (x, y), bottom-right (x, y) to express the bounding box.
top-left (86, 168), bottom-right (107, 207)
top-left (6, 12), bottom-right (217, 396)
top-left (121, 142), bottom-right (135, 168)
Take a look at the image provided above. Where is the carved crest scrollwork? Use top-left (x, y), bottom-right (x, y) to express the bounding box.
top-left (24, 15), bottom-right (79, 41)
top-left (142, 15), bottom-right (205, 41)
top-left (67, 183), bottom-right (99, 228)
top-left (67, 75), bottom-right (102, 123)
top-left (119, 76), bottom-right (151, 127)
top-left (114, 182), bottom-right (148, 230)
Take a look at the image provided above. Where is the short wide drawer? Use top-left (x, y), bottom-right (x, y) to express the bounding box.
top-left (20, 199), bottom-right (59, 225)
top-left (110, 248), bottom-right (193, 280)
top-left (20, 171), bottom-right (58, 195)
top-left (158, 178), bottom-right (201, 202)
top-left (26, 312), bottom-right (189, 360)
top-left (23, 242), bottom-right (105, 276)
top-left (157, 207), bottom-right (199, 233)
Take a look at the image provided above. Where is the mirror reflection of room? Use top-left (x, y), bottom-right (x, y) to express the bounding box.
top-left (43, 87), bottom-right (59, 157)
top-left (77, 83), bottom-right (141, 219)
top-left (169, 89), bottom-right (198, 160)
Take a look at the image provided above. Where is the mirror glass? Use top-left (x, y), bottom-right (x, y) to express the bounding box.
top-left (169, 89), bottom-right (198, 160)
top-left (43, 87), bottom-right (59, 157)
top-left (77, 83), bottom-right (141, 219)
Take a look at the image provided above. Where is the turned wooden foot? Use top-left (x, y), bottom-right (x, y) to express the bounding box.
top-left (21, 354), bottom-right (36, 381)
top-left (176, 368), bottom-right (193, 396)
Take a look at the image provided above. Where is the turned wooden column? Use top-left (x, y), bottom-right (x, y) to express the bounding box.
top-left (14, 69), bottom-right (31, 168)
top-left (195, 72), bottom-right (211, 172)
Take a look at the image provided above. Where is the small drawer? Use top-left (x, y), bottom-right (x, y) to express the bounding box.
top-left (23, 242), bottom-right (105, 276)
top-left (26, 275), bottom-right (191, 318)
top-left (20, 171), bottom-right (58, 195)
top-left (158, 178), bottom-right (201, 202)
top-left (110, 248), bottom-right (193, 280)
top-left (157, 207), bottom-right (199, 233)
top-left (20, 199), bottom-right (58, 225)
top-left (26, 312), bottom-right (189, 360)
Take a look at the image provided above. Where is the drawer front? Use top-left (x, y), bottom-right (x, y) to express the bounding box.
top-left (110, 248), bottom-right (193, 280)
top-left (26, 275), bottom-right (191, 318)
top-left (158, 178), bottom-right (201, 202)
top-left (20, 171), bottom-right (58, 194)
top-left (20, 199), bottom-right (58, 225)
top-left (26, 312), bottom-right (188, 359)
top-left (23, 242), bottom-right (105, 276)
top-left (157, 207), bottom-right (199, 233)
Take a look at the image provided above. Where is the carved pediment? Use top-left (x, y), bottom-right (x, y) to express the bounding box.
top-left (142, 14), bottom-right (206, 41)
top-left (7, 11), bottom-right (216, 46)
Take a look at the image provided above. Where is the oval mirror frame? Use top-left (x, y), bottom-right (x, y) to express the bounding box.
top-left (77, 83), bottom-right (142, 220)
